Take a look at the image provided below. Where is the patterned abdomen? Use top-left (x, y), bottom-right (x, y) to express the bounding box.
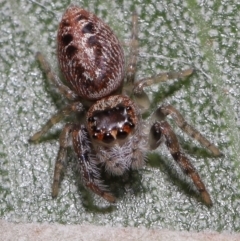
top-left (57, 6), bottom-right (125, 100)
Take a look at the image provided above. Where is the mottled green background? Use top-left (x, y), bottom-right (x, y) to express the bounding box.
top-left (0, 0), bottom-right (240, 231)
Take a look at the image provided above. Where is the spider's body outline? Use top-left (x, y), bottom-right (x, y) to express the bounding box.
top-left (30, 6), bottom-right (222, 206)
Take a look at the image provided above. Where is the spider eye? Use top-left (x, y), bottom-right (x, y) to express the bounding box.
top-left (117, 129), bottom-right (128, 139)
top-left (103, 133), bottom-right (115, 143)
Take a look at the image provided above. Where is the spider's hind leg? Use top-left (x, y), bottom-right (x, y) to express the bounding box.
top-left (126, 11), bottom-right (139, 84)
top-left (36, 52), bottom-right (78, 101)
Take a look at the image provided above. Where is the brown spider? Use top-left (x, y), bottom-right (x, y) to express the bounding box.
top-left (29, 6), bottom-right (222, 206)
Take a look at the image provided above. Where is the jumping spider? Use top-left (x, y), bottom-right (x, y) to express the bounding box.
top-left (30, 6), bottom-right (222, 206)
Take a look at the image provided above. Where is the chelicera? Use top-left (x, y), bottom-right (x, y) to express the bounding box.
top-left (30, 6), bottom-right (222, 206)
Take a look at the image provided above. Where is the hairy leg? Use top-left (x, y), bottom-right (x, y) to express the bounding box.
top-left (72, 125), bottom-right (116, 203)
top-left (36, 52), bottom-right (78, 101)
top-left (156, 104), bottom-right (222, 156)
top-left (126, 11), bottom-right (138, 84)
top-left (52, 124), bottom-right (73, 197)
top-left (133, 68), bottom-right (194, 95)
top-left (150, 121), bottom-right (212, 206)
top-left (29, 102), bottom-right (84, 142)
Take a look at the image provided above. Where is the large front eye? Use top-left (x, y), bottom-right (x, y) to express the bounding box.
top-left (117, 129), bottom-right (128, 139)
top-left (103, 132), bottom-right (115, 143)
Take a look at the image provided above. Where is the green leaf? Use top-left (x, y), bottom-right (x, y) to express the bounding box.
top-left (0, 0), bottom-right (239, 231)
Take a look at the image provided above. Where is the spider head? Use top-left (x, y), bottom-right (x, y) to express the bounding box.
top-left (87, 95), bottom-right (139, 145)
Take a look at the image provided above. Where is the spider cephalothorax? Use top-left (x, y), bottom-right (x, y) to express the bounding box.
top-left (30, 6), bottom-right (222, 206)
top-left (87, 95), bottom-right (139, 144)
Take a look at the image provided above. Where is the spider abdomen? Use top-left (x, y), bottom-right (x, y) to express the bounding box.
top-left (57, 6), bottom-right (125, 100)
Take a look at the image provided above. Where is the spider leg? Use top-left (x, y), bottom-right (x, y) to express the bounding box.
top-left (123, 11), bottom-right (153, 114)
top-left (150, 121), bottom-right (212, 206)
top-left (132, 67), bottom-right (193, 113)
top-left (36, 52), bottom-right (78, 101)
top-left (133, 68), bottom-right (194, 95)
top-left (126, 11), bottom-right (138, 84)
top-left (123, 11), bottom-right (150, 112)
top-left (29, 102), bottom-right (84, 142)
top-left (72, 125), bottom-right (116, 203)
top-left (52, 123), bottom-right (73, 197)
top-left (156, 104), bottom-right (222, 156)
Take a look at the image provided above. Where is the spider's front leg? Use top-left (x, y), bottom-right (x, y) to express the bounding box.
top-left (71, 125), bottom-right (116, 203)
top-left (52, 124), bottom-right (115, 202)
top-left (149, 121), bottom-right (213, 206)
